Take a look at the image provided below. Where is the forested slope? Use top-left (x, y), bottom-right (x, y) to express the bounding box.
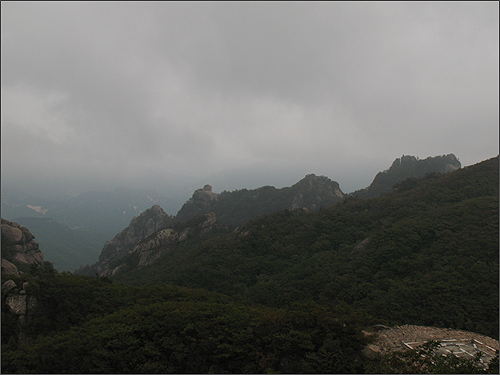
top-left (2, 157), bottom-right (498, 374)
top-left (175, 174), bottom-right (344, 227)
top-left (114, 157), bottom-right (499, 339)
top-left (2, 272), bottom-right (371, 373)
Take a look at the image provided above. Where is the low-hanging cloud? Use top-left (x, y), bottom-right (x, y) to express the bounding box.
top-left (1, 2), bottom-right (498, 194)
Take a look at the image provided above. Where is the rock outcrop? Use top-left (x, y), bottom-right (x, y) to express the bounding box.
top-left (290, 174), bottom-right (344, 211)
top-left (175, 185), bottom-right (218, 223)
top-left (1, 219), bottom-right (48, 343)
top-left (1, 218), bottom-right (44, 273)
top-left (2, 278), bottom-right (38, 343)
top-left (77, 204), bottom-right (223, 277)
top-left (94, 205), bottom-right (173, 275)
top-left (192, 185), bottom-right (218, 205)
top-left (1, 259), bottom-right (20, 276)
top-left (134, 212), bottom-right (218, 270)
top-left (98, 212), bottom-right (220, 277)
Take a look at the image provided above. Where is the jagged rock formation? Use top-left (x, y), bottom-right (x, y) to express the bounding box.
top-left (135, 212), bottom-right (217, 269)
top-left (79, 205), bottom-right (173, 276)
top-left (351, 154), bottom-right (461, 199)
top-left (91, 212), bottom-right (220, 277)
top-left (1, 220), bottom-right (46, 344)
top-left (175, 185), bottom-right (218, 223)
top-left (79, 155), bottom-right (462, 280)
top-left (90, 175), bottom-right (344, 278)
top-left (1, 218), bottom-right (44, 274)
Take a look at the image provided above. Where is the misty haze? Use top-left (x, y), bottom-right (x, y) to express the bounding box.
top-left (1, 2), bottom-right (498, 374)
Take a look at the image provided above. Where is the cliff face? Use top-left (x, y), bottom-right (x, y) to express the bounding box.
top-left (1, 218), bottom-right (44, 274)
top-left (76, 203), bottom-right (222, 278)
top-left (97, 212), bottom-right (219, 277)
top-left (132, 212), bottom-right (218, 271)
top-left (93, 205), bottom-right (173, 275)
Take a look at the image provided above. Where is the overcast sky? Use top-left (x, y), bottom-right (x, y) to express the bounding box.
top-left (1, 2), bottom-right (498, 195)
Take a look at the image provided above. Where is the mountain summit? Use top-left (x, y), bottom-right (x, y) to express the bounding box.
top-left (175, 173), bottom-right (344, 227)
top-left (351, 154), bottom-right (461, 198)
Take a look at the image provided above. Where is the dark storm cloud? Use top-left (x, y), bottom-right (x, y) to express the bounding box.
top-left (1, 2), bottom-right (498, 193)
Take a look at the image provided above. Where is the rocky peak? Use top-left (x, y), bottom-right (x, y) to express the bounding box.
top-left (294, 174), bottom-right (343, 195)
top-left (388, 154), bottom-right (460, 173)
top-left (290, 174), bottom-right (344, 211)
top-left (98, 212), bottom-right (220, 277)
top-left (174, 184), bottom-right (218, 223)
top-left (191, 184), bottom-right (218, 204)
top-left (390, 155), bottom-right (418, 169)
top-left (351, 154), bottom-right (462, 199)
top-left (95, 205), bottom-right (173, 275)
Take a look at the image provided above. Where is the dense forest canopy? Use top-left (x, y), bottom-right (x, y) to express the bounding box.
top-left (114, 157), bottom-right (499, 339)
top-left (2, 156), bottom-right (498, 373)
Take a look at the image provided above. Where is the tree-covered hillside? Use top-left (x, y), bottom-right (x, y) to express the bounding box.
top-left (114, 157), bottom-right (499, 339)
top-left (2, 272), bottom-right (372, 374)
top-left (2, 156), bottom-right (498, 374)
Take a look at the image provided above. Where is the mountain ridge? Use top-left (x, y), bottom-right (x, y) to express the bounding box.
top-left (4, 153), bottom-right (466, 272)
top-left (109, 155), bottom-right (499, 339)
top-left (350, 153), bottom-right (461, 199)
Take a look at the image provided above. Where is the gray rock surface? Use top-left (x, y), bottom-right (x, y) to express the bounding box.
top-left (2, 279), bottom-right (18, 295)
top-left (1, 218), bottom-right (44, 271)
top-left (95, 205), bottom-right (173, 275)
top-left (6, 294), bottom-right (28, 315)
top-left (1, 259), bottom-right (19, 276)
top-left (134, 212), bottom-right (218, 271)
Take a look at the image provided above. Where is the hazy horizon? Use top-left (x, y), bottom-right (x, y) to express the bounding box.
top-left (2, 2), bottom-right (498, 198)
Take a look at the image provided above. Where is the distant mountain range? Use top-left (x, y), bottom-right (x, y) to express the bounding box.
top-left (79, 153), bottom-right (466, 282)
top-left (2, 153), bottom-right (462, 272)
top-left (1, 187), bottom-right (178, 237)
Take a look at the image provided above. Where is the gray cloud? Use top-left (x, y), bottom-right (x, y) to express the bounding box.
top-left (1, 2), bottom-right (498, 195)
